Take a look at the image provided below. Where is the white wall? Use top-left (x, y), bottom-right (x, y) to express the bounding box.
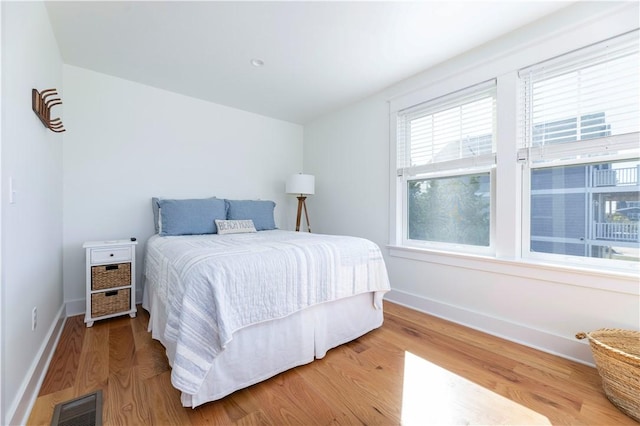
top-left (1, 2), bottom-right (65, 424)
top-left (304, 99), bottom-right (390, 245)
top-left (304, 2), bottom-right (640, 365)
top-left (62, 65), bottom-right (304, 311)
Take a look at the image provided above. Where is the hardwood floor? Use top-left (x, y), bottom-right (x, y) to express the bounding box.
top-left (28, 302), bottom-right (636, 425)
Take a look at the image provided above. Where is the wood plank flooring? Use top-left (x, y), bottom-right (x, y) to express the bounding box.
top-left (28, 302), bottom-right (636, 425)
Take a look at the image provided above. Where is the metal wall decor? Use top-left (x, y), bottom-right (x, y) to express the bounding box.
top-left (32, 88), bottom-right (66, 132)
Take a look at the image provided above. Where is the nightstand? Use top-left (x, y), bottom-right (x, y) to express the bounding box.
top-left (83, 239), bottom-right (137, 327)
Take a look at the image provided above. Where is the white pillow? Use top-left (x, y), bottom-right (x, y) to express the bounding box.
top-left (215, 219), bottom-right (257, 235)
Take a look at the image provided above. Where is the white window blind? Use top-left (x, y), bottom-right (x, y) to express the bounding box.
top-left (519, 30), bottom-right (639, 162)
top-left (397, 80), bottom-right (496, 177)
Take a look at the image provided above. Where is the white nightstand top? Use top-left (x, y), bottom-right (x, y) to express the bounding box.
top-left (82, 239), bottom-right (138, 248)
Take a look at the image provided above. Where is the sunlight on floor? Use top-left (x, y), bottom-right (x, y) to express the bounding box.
top-left (401, 351), bottom-right (552, 425)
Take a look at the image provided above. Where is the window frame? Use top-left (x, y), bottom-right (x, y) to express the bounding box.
top-left (393, 80), bottom-right (498, 255)
top-left (517, 30), bottom-right (640, 272)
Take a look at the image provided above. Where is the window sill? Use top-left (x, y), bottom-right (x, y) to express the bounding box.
top-left (387, 245), bottom-right (639, 296)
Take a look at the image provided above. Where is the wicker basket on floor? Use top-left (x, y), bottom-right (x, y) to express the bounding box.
top-left (576, 329), bottom-right (640, 422)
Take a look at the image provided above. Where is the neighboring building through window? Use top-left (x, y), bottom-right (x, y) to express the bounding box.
top-left (530, 160), bottom-right (639, 261)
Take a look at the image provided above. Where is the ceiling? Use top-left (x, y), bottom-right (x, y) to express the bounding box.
top-left (45, 1), bottom-right (573, 124)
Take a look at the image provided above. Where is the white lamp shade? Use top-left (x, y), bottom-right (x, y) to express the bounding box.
top-left (286, 174), bottom-right (315, 195)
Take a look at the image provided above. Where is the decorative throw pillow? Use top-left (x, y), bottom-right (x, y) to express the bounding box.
top-left (159, 198), bottom-right (227, 236)
top-left (225, 199), bottom-right (277, 231)
top-left (215, 219), bottom-right (257, 235)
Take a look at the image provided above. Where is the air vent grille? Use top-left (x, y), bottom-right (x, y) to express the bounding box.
top-left (51, 390), bottom-right (102, 426)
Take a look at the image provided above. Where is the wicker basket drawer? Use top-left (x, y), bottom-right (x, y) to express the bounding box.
top-left (91, 263), bottom-right (131, 290)
top-left (91, 288), bottom-right (130, 317)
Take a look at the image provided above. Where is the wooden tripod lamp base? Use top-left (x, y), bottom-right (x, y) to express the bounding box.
top-left (295, 196), bottom-right (311, 232)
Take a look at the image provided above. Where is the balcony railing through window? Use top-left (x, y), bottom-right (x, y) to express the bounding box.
top-left (593, 166), bottom-right (639, 187)
top-left (594, 222), bottom-right (640, 242)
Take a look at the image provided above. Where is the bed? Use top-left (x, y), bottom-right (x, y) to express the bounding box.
top-left (141, 198), bottom-right (390, 407)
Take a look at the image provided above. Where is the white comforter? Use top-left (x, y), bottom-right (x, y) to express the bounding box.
top-left (144, 230), bottom-right (390, 395)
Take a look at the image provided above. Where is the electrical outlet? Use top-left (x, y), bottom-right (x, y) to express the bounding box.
top-left (32, 307), bottom-right (37, 331)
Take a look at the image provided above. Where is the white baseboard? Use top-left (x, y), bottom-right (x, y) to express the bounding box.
top-left (384, 289), bottom-right (595, 367)
top-left (7, 304), bottom-right (67, 426)
top-left (65, 298), bottom-right (85, 317)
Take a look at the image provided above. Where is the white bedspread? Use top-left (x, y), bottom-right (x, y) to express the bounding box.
top-left (144, 230), bottom-right (390, 395)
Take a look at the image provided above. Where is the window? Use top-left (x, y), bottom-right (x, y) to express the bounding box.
top-left (396, 80), bottom-right (496, 252)
top-left (390, 26), bottom-right (638, 275)
top-left (519, 30), bottom-right (640, 265)
top-left (408, 173), bottom-right (490, 246)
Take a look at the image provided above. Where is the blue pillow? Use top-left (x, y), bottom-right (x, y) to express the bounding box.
top-left (225, 200), bottom-right (276, 231)
top-left (159, 198), bottom-right (227, 236)
top-left (152, 196), bottom-right (217, 233)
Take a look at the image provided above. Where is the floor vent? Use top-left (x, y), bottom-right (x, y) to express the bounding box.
top-left (51, 390), bottom-right (102, 426)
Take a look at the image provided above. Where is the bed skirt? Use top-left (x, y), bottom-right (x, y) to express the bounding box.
top-left (143, 282), bottom-right (383, 407)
